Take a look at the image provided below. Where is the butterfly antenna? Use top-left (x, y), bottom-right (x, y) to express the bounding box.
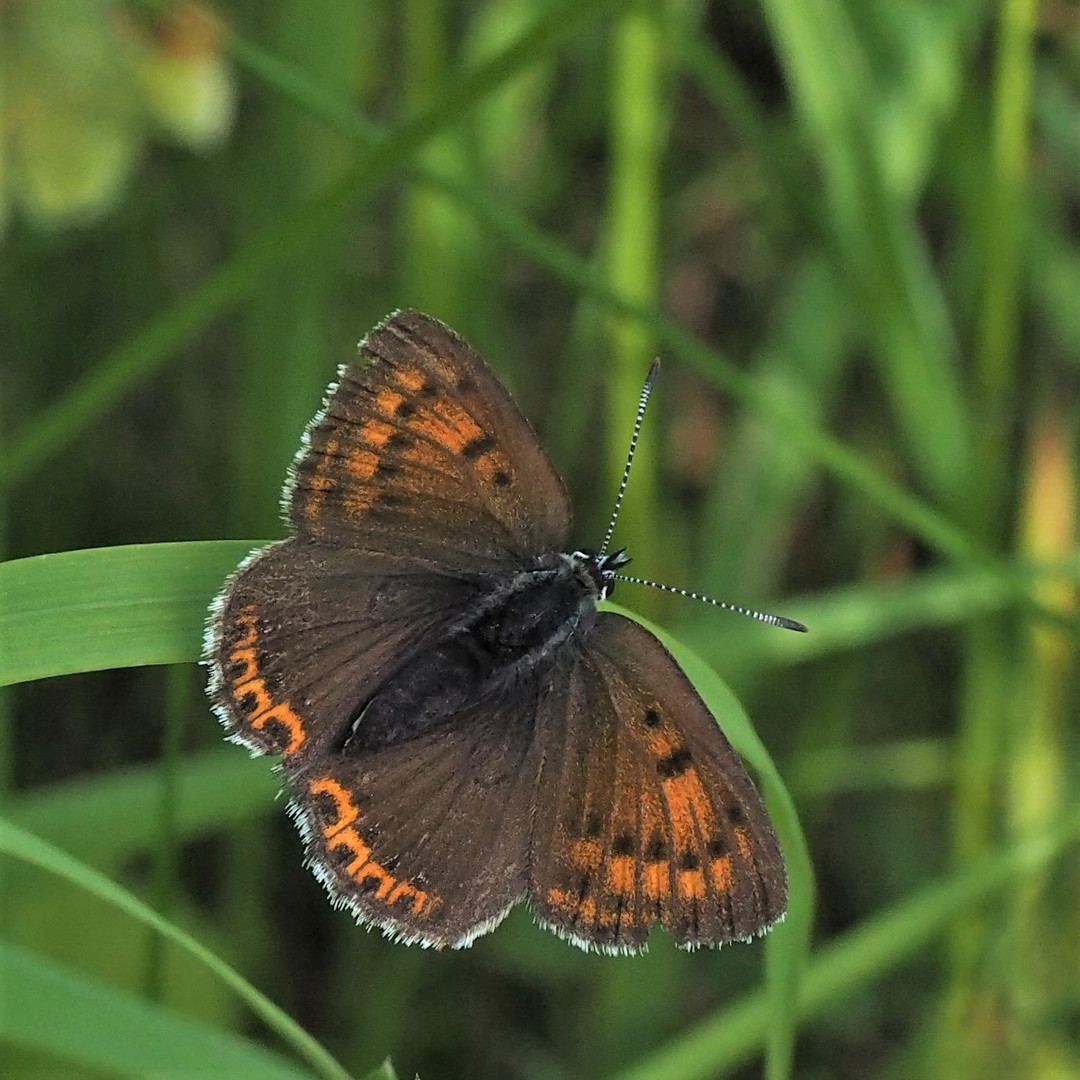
top-left (599, 359), bottom-right (661, 558)
top-left (613, 574), bottom-right (808, 633)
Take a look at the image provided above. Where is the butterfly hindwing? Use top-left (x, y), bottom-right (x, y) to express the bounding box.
top-left (529, 613), bottom-right (787, 952)
top-left (287, 310), bottom-right (572, 568)
top-left (287, 688), bottom-right (544, 947)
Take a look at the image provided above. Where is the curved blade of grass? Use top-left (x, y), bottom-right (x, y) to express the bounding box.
top-left (0, 939), bottom-right (319, 1080)
top-left (607, 605), bottom-right (815, 1080)
top-left (675, 642), bottom-right (812, 1080)
top-left (3, 749), bottom-right (276, 867)
top-left (0, 817), bottom-right (354, 1080)
top-left (608, 799), bottom-right (1080, 1080)
top-left (7, 544), bottom-right (1074, 691)
top-left (0, 540), bottom-right (258, 686)
top-left (677, 552), bottom-right (1080, 680)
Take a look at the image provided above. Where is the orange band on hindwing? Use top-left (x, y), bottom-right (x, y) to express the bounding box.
top-left (309, 776), bottom-right (441, 920)
top-left (225, 607), bottom-right (307, 755)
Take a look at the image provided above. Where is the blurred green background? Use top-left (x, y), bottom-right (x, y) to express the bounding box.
top-left (2, 0), bottom-right (1079, 1078)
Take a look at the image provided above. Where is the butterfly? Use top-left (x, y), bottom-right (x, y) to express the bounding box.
top-left (205, 310), bottom-right (792, 953)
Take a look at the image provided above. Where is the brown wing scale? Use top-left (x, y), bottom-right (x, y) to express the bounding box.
top-left (529, 613), bottom-right (787, 952)
top-left (286, 310), bottom-right (572, 567)
top-left (206, 540), bottom-right (484, 763)
top-left (287, 687), bottom-right (544, 947)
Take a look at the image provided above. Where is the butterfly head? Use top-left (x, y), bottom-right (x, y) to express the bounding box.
top-left (565, 548), bottom-right (631, 601)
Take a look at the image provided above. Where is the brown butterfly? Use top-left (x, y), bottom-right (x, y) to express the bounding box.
top-left (205, 310), bottom-right (798, 953)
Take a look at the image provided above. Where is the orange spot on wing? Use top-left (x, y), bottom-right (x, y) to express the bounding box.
top-left (374, 387), bottom-right (404, 416)
top-left (328, 826), bottom-right (372, 876)
top-left (359, 861), bottom-right (395, 899)
top-left (434, 398), bottom-right (484, 442)
top-left (471, 452), bottom-right (508, 487)
top-left (343, 488), bottom-right (379, 516)
top-left (735, 827), bottom-right (753, 862)
top-left (661, 769), bottom-right (718, 853)
top-left (410, 415), bottom-right (471, 454)
top-left (310, 777), bottom-right (359, 837)
top-left (710, 855), bottom-right (733, 893)
top-left (677, 867), bottom-right (706, 901)
top-left (393, 366), bottom-right (425, 393)
top-left (234, 609), bottom-right (257, 647)
top-left (607, 854), bottom-right (636, 895)
top-left (570, 838), bottom-right (602, 871)
top-left (250, 701), bottom-right (306, 755)
top-left (347, 447), bottom-right (379, 480)
top-left (404, 439), bottom-right (450, 471)
top-left (387, 880), bottom-right (433, 916)
top-left (233, 678), bottom-right (272, 717)
top-left (644, 861), bottom-right (670, 901)
top-left (304, 438), bottom-right (338, 524)
top-left (595, 907), bottom-right (616, 929)
top-left (361, 418), bottom-right (397, 448)
top-left (404, 395), bottom-right (485, 457)
top-left (643, 728), bottom-right (678, 759)
top-left (545, 886), bottom-right (600, 926)
top-left (545, 887), bottom-right (576, 914)
top-left (229, 647), bottom-right (258, 682)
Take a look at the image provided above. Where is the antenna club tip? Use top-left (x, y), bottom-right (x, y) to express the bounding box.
top-left (780, 617), bottom-right (809, 633)
top-left (647, 358), bottom-right (661, 383)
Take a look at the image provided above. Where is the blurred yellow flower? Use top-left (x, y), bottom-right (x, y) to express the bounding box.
top-left (2, 0), bottom-right (235, 234)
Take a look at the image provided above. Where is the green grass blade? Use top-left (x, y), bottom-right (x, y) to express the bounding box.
top-left (8, 544), bottom-right (1075, 692)
top-left (680, 553), bottom-right (1080, 680)
top-left (612, 607), bottom-right (815, 1080)
top-left (3, 749), bottom-right (275, 867)
top-left (0, 817), bottom-right (355, 1080)
top-left (971, 0), bottom-right (1036, 533)
top-left (601, 5), bottom-right (664, 592)
top-left (0, 540), bottom-right (257, 686)
top-left (0, 938), bottom-right (319, 1080)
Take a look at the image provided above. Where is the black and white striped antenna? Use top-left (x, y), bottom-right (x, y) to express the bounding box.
top-left (598, 360), bottom-right (660, 559)
top-left (599, 360), bottom-right (807, 634)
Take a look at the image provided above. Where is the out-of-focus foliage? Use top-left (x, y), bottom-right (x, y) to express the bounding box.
top-left (2, 0), bottom-right (234, 231)
top-left (1, 1), bottom-right (1078, 1079)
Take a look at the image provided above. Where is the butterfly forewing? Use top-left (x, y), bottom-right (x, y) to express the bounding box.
top-left (529, 613), bottom-right (787, 952)
top-left (287, 311), bottom-right (572, 567)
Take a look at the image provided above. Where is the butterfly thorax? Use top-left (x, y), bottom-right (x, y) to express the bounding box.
top-left (343, 549), bottom-right (630, 753)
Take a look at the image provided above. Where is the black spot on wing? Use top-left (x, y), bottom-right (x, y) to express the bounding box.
top-left (656, 746), bottom-right (693, 778)
top-left (461, 433), bottom-right (498, 460)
